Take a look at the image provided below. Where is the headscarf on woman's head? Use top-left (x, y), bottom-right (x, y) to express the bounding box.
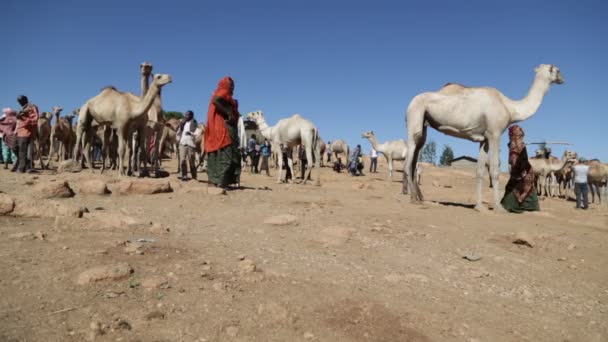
top-left (212, 77), bottom-right (234, 99)
top-left (205, 76), bottom-right (237, 153)
top-left (508, 125), bottom-right (524, 138)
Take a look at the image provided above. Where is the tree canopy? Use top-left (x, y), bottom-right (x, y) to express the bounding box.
top-left (419, 141), bottom-right (437, 164)
top-left (162, 111), bottom-right (184, 120)
top-left (439, 145), bottom-right (455, 166)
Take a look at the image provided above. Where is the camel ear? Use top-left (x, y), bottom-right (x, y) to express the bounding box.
top-left (549, 65), bottom-right (554, 74)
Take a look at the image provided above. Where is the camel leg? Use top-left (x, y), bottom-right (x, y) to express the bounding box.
top-left (276, 148), bottom-right (284, 184)
top-left (136, 126), bottom-right (149, 177)
top-left (287, 156), bottom-right (294, 184)
top-left (474, 141), bottom-right (489, 211)
top-left (487, 138), bottom-right (505, 212)
top-left (116, 128), bottom-right (128, 177)
top-left (388, 157), bottom-right (393, 180)
top-left (303, 144), bottom-right (313, 185)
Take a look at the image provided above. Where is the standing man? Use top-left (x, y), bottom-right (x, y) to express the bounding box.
top-left (247, 134), bottom-right (258, 173)
top-left (326, 140), bottom-right (332, 164)
top-left (298, 144), bottom-right (309, 180)
top-left (572, 158), bottom-right (590, 210)
top-left (260, 140), bottom-right (271, 176)
top-left (369, 148), bottom-right (378, 173)
top-left (177, 110), bottom-right (198, 180)
top-left (15, 95), bottom-right (39, 173)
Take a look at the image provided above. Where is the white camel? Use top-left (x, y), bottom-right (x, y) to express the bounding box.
top-left (529, 150), bottom-right (576, 197)
top-left (404, 64), bottom-right (565, 211)
top-left (329, 139), bottom-right (350, 165)
top-left (73, 73), bottom-right (172, 176)
top-left (246, 110), bottom-right (320, 185)
top-left (361, 130), bottom-right (407, 179)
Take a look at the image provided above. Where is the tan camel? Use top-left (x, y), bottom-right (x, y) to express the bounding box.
top-left (529, 150), bottom-right (575, 197)
top-left (330, 139), bottom-right (350, 165)
top-left (246, 110), bottom-right (320, 185)
top-left (361, 130), bottom-right (407, 179)
top-left (404, 64), bottom-right (565, 211)
top-left (73, 73), bottom-right (172, 176)
top-left (318, 138), bottom-right (326, 167)
top-left (34, 111), bottom-right (52, 169)
top-left (585, 159), bottom-right (608, 204)
top-left (49, 106), bottom-right (76, 163)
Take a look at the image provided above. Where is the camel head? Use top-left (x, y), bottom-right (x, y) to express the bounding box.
top-left (64, 114), bottom-right (75, 126)
top-left (52, 106), bottom-right (63, 115)
top-left (535, 64), bottom-right (565, 85)
top-left (140, 62), bottom-right (153, 76)
top-left (246, 110), bottom-right (265, 124)
top-left (361, 130), bottom-right (375, 139)
top-left (151, 74), bottom-right (172, 88)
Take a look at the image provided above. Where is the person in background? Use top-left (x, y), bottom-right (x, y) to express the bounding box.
top-left (369, 147), bottom-right (378, 173)
top-left (0, 108), bottom-right (17, 169)
top-left (247, 134), bottom-right (258, 173)
top-left (205, 77), bottom-right (242, 189)
top-left (572, 158), bottom-right (590, 210)
top-left (349, 144), bottom-right (363, 176)
top-left (15, 95), bottom-right (39, 173)
top-left (326, 140), bottom-right (332, 163)
top-left (260, 140), bottom-right (271, 176)
top-left (280, 143), bottom-right (292, 182)
top-left (500, 125), bottom-right (540, 213)
top-left (177, 110), bottom-right (198, 180)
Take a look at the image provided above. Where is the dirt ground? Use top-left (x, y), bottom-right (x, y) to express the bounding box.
top-left (0, 157), bottom-right (607, 342)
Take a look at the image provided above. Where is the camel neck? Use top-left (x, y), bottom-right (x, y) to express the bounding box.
top-left (134, 82), bottom-right (161, 118)
top-left (141, 74), bottom-right (150, 97)
top-left (507, 75), bottom-right (551, 124)
top-left (257, 120), bottom-right (273, 140)
top-left (366, 136), bottom-right (380, 151)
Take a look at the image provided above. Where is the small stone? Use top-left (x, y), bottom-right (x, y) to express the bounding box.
top-left (76, 263), bottom-right (133, 285)
top-left (513, 232), bottom-right (534, 248)
top-left (264, 214), bottom-right (298, 226)
top-left (144, 310), bottom-right (165, 320)
top-left (142, 276), bottom-right (169, 291)
top-left (79, 179), bottom-right (111, 195)
top-left (207, 187), bottom-right (226, 195)
top-left (150, 223), bottom-right (170, 234)
top-left (34, 181), bottom-right (75, 199)
top-left (57, 160), bottom-right (82, 173)
top-left (225, 326), bottom-right (239, 337)
top-left (568, 264), bottom-right (578, 269)
top-left (238, 259), bottom-right (257, 275)
top-left (0, 193), bottom-right (15, 215)
top-left (432, 180), bottom-right (440, 187)
top-left (567, 244), bottom-right (576, 251)
top-left (557, 257), bottom-right (567, 262)
top-left (462, 253), bottom-right (482, 262)
top-left (304, 332), bottom-right (315, 340)
top-left (117, 179), bottom-right (172, 195)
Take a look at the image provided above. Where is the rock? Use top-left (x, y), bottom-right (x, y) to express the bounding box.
top-left (79, 179), bottom-right (110, 195)
top-left (513, 232), bottom-right (534, 248)
top-left (142, 276), bottom-right (169, 291)
top-left (57, 160), bottom-right (82, 173)
top-left (207, 187), bottom-right (226, 195)
top-left (567, 243), bottom-right (576, 251)
top-left (34, 181), bottom-right (75, 199)
top-left (34, 231), bottom-right (46, 240)
top-left (76, 262), bottom-right (133, 285)
top-left (111, 318), bottom-right (131, 330)
top-left (238, 259), bottom-right (257, 275)
top-left (225, 326), bottom-right (239, 337)
top-left (150, 223), bottom-right (170, 234)
top-left (124, 241), bottom-right (145, 255)
top-left (462, 253), bottom-right (482, 262)
top-left (8, 232), bottom-right (34, 240)
top-left (117, 179), bottom-right (172, 195)
top-left (264, 214), bottom-right (298, 226)
top-left (304, 332), bottom-right (315, 340)
top-left (144, 310), bottom-right (166, 320)
top-left (351, 182), bottom-right (372, 190)
top-left (315, 226), bottom-right (354, 247)
top-left (0, 193), bottom-right (15, 215)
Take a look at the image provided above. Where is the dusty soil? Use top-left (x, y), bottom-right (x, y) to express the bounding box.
top-left (0, 158), bottom-right (607, 342)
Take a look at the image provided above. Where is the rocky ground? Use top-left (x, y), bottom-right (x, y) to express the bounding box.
top-left (0, 158), bottom-right (607, 342)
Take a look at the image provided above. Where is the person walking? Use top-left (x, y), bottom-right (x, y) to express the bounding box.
top-left (204, 77), bottom-right (242, 189)
top-left (572, 158), bottom-right (590, 210)
top-left (0, 108), bottom-right (18, 169)
top-left (260, 140), bottom-right (271, 176)
top-left (369, 148), bottom-right (378, 173)
top-left (177, 110), bottom-right (198, 180)
top-left (15, 95), bottom-right (39, 173)
top-left (500, 125), bottom-right (540, 213)
top-left (349, 144), bottom-right (363, 176)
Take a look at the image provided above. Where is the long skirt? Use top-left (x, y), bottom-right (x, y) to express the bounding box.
top-left (501, 188), bottom-right (540, 213)
top-left (207, 124), bottom-right (241, 187)
top-left (2, 140), bottom-right (16, 163)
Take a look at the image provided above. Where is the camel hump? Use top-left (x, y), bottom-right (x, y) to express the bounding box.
top-left (101, 86), bottom-right (118, 92)
top-left (442, 82), bottom-right (466, 88)
top-left (291, 114), bottom-right (302, 118)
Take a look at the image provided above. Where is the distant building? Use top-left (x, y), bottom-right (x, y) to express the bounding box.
top-left (448, 156), bottom-right (477, 169)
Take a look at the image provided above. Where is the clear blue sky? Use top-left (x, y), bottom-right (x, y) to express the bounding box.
top-left (2, 0), bottom-right (606, 166)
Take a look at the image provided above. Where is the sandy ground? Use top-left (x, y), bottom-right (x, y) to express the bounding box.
top-left (0, 157), bottom-right (607, 342)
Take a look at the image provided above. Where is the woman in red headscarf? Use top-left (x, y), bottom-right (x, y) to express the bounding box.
top-left (205, 77), bottom-right (241, 188)
top-left (501, 125), bottom-right (540, 213)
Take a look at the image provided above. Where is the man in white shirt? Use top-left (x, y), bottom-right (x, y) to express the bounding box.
top-left (177, 110), bottom-right (198, 180)
top-left (369, 148), bottom-right (378, 173)
top-left (572, 158), bottom-right (590, 209)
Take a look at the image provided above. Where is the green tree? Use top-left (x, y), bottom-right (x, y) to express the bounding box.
top-left (439, 145), bottom-right (455, 166)
top-left (419, 140), bottom-right (437, 164)
top-left (162, 111), bottom-right (184, 120)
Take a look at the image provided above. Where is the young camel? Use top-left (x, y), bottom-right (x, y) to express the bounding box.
top-left (361, 130), bottom-right (407, 179)
top-left (73, 74), bottom-right (172, 176)
top-left (404, 64), bottom-right (564, 211)
top-left (330, 140), bottom-right (350, 166)
top-left (246, 110), bottom-right (320, 185)
top-left (49, 106), bottom-right (76, 163)
top-left (34, 112), bottom-right (52, 169)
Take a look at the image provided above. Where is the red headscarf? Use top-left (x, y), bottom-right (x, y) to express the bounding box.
top-left (204, 77), bottom-right (237, 153)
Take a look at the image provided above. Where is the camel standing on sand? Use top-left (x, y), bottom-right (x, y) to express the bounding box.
top-left (33, 111), bottom-right (52, 169)
top-left (585, 159), bottom-right (608, 204)
top-left (529, 150), bottom-right (575, 197)
top-left (49, 106), bottom-right (76, 163)
top-left (73, 73), bottom-right (172, 176)
top-left (330, 140), bottom-right (350, 165)
top-left (318, 139), bottom-right (326, 167)
top-left (403, 64), bottom-right (565, 211)
top-left (362, 130), bottom-right (407, 179)
top-left (246, 110), bottom-right (320, 185)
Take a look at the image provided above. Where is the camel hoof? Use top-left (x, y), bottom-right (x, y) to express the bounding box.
top-left (474, 204), bottom-right (489, 213)
top-left (493, 205), bottom-right (507, 214)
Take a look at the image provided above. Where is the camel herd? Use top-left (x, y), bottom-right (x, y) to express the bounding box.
top-left (22, 63), bottom-right (607, 209)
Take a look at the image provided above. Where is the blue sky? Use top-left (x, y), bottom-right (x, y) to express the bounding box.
top-left (2, 0), bottom-right (606, 166)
